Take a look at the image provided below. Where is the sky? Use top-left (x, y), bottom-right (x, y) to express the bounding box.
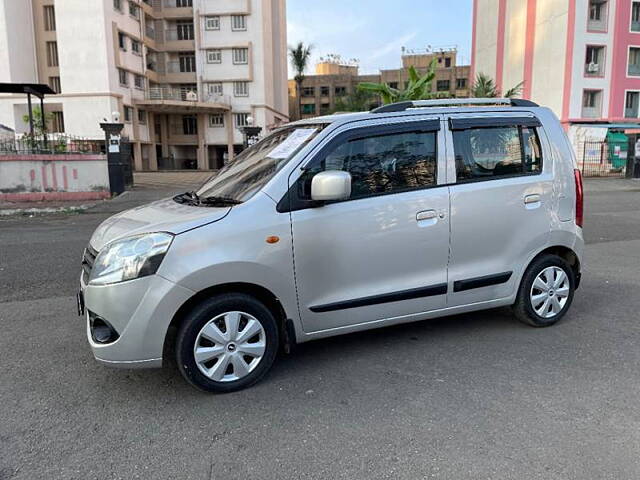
top-left (286, 0), bottom-right (473, 76)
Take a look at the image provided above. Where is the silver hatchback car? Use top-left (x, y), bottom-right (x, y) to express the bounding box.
top-left (79, 98), bottom-right (584, 393)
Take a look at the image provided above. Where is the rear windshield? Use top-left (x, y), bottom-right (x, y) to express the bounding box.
top-left (196, 125), bottom-right (325, 202)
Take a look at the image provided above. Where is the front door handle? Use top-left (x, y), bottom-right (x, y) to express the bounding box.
top-left (416, 210), bottom-right (438, 221)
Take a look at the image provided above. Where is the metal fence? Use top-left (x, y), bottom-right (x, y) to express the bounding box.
top-left (0, 134), bottom-right (104, 155)
top-left (576, 141), bottom-right (629, 178)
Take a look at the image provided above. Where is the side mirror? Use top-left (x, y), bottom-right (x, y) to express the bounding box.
top-left (311, 170), bottom-right (352, 202)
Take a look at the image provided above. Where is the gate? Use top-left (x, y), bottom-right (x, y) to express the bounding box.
top-left (119, 137), bottom-right (135, 187)
top-left (577, 141), bottom-right (628, 178)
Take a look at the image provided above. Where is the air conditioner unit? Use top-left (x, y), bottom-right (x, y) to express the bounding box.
top-left (588, 62), bottom-right (600, 73)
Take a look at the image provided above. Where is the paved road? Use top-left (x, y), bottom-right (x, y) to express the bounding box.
top-left (1, 179), bottom-right (640, 479)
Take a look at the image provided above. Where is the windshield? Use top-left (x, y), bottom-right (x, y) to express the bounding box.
top-left (195, 125), bottom-right (325, 202)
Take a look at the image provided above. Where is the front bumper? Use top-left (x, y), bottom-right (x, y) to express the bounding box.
top-left (81, 274), bottom-right (194, 368)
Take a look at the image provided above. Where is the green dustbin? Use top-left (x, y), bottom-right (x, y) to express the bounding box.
top-left (606, 131), bottom-right (629, 169)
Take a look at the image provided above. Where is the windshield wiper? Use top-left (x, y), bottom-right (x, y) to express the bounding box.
top-left (173, 191), bottom-right (199, 205)
top-left (198, 195), bottom-right (242, 206)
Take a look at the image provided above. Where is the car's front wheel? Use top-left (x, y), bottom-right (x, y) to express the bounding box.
top-left (176, 293), bottom-right (279, 393)
top-left (513, 254), bottom-right (576, 327)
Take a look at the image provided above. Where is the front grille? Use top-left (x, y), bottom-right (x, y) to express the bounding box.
top-left (81, 245), bottom-right (98, 284)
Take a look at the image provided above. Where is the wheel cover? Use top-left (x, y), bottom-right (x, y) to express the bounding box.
top-left (193, 311), bottom-right (266, 382)
top-left (530, 266), bottom-right (570, 319)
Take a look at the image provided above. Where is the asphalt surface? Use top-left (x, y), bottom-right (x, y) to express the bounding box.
top-left (1, 179), bottom-right (640, 479)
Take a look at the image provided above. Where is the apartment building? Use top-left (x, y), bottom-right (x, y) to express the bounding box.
top-left (0, 0), bottom-right (288, 170)
top-left (472, 0), bottom-right (640, 136)
top-left (288, 48), bottom-right (471, 121)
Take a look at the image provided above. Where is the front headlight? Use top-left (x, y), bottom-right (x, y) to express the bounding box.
top-left (89, 232), bottom-right (174, 286)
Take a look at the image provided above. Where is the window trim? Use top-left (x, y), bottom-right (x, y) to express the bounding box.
top-left (587, 0), bottom-right (609, 33)
top-left (449, 121), bottom-right (544, 185)
top-left (277, 120), bottom-right (442, 213)
top-left (204, 15), bottom-right (220, 30)
top-left (209, 113), bottom-right (225, 127)
top-left (231, 15), bottom-right (247, 31)
top-left (232, 47), bottom-right (249, 65)
top-left (624, 89), bottom-right (640, 118)
top-left (206, 49), bottom-right (222, 64)
top-left (631, 1), bottom-right (640, 32)
top-left (627, 45), bottom-right (640, 78)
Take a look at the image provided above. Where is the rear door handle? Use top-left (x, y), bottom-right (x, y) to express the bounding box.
top-left (416, 210), bottom-right (437, 221)
top-left (524, 194), bottom-right (541, 204)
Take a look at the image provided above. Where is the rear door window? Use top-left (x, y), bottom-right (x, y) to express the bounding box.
top-left (451, 119), bottom-right (543, 182)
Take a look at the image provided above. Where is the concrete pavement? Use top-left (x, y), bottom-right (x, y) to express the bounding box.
top-left (1, 178), bottom-right (639, 479)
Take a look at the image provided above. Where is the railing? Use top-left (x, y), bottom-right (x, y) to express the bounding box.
top-left (163, 28), bottom-right (194, 42)
top-left (581, 106), bottom-right (601, 119)
top-left (164, 0), bottom-right (193, 8)
top-left (0, 134), bottom-right (103, 155)
top-left (166, 60), bottom-right (196, 74)
top-left (587, 18), bottom-right (606, 32)
top-left (146, 86), bottom-right (198, 101)
top-left (145, 24), bottom-right (156, 40)
top-left (625, 107), bottom-right (639, 118)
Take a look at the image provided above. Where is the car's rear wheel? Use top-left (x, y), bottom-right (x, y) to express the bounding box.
top-left (176, 293), bottom-right (279, 393)
top-left (513, 254), bottom-right (575, 327)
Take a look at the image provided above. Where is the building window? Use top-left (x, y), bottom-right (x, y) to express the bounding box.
top-left (182, 115), bottom-right (197, 135)
top-left (437, 80), bottom-right (450, 91)
top-left (209, 114), bottom-right (224, 127)
top-left (124, 106), bottom-right (133, 123)
top-left (234, 81), bottom-right (249, 97)
top-left (444, 57), bottom-right (451, 68)
top-left (131, 40), bottom-right (141, 55)
top-left (582, 90), bottom-right (602, 118)
top-left (632, 2), bottom-right (640, 32)
top-left (176, 20), bottom-right (194, 40)
top-left (302, 104), bottom-right (316, 115)
top-left (49, 76), bottom-right (61, 94)
top-left (176, 0), bottom-right (192, 7)
top-left (453, 125), bottom-right (542, 182)
top-left (129, 1), bottom-right (139, 19)
top-left (118, 68), bottom-right (128, 86)
top-left (205, 16), bottom-right (220, 30)
top-left (456, 78), bottom-right (467, 89)
top-left (388, 82), bottom-right (398, 89)
top-left (114, 0), bottom-right (122, 12)
top-left (588, 0), bottom-right (608, 32)
top-left (206, 49), bottom-right (222, 64)
top-left (585, 45), bottom-right (605, 76)
top-left (118, 32), bottom-right (127, 50)
top-left (46, 41), bottom-right (58, 67)
top-left (320, 103), bottom-right (331, 114)
top-left (43, 5), bottom-right (56, 31)
top-left (320, 86), bottom-right (330, 96)
top-left (138, 109), bottom-right (147, 124)
top-left (207, 82), bottom-right (223, 97)
top-left (628, 47), bottom-right (640, 76)
top-left (134, 74), bottom-right (144, 89)
top-left (179, 53), bottom-right (196, 72)
top-left (51, 111), bottom-right (64, 133)
top-left (231, 15), bottom-right (247, 31)
top-left (335, 86), bottom-right (347, 96)
top-left (235, 113), bottom-right (250, 127)
top-left (302, 86), bottom-right (315, 97)
top-left (232, 48), bottom-right (249, 64)
top-left (625, 91), bottom-right (640, 118)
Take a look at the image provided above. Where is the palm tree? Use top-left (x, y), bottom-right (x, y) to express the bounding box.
top-left (357, 61), bottom-right (437, 105)
top-left (289, 42), bottom-right (313, 118)
top-left (471, 72), bottom-right (523, 98)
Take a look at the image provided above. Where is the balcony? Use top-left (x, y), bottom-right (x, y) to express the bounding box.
top-left (135, 87), bottom-right (231, 113)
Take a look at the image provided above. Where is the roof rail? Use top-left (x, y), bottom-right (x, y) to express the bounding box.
top-left (371, 98), bottom-right (539, 113)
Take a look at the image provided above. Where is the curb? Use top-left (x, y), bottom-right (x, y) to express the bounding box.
top-left (0, 204), bottom-right (93, 217)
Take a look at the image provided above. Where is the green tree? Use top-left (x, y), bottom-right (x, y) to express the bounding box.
top-left (471, 72), bottom-right (523, 98)
top-left (357, 62), bottom-right (437, 105)
top-left (333, 89), bottom-right (378, 113)
top-left (289, 42), bottom-right (313, 119)
top-left (22, 107), bottom-right (53, 136)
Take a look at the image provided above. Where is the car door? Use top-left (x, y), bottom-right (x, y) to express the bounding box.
top-left (282, 118), bottom-right (450, 334)
top-left (445, 113), bottom-right (553, 307)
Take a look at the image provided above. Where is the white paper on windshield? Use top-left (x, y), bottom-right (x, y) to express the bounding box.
top-left (268, 128), bottom-right (317, 159)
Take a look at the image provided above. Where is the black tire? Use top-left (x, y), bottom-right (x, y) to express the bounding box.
top-left (175, 293), bottom-right (279, 393)
top-left (512, 254), bottom-right (576, 327)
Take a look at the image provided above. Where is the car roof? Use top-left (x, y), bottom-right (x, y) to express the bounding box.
top-left (287, 98), bottom-right (545, 129)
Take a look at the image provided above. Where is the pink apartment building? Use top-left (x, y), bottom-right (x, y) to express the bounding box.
top-left (472, 0), bottom-right (640, 149)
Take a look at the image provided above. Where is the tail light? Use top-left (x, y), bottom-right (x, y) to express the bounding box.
top-left (574, 169), bottom-right (584, 227)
